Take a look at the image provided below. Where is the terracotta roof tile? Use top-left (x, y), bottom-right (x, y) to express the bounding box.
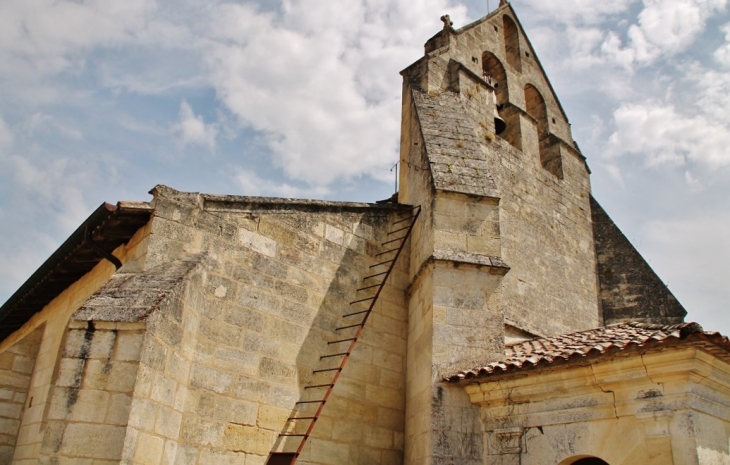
top-left (445, 322), bottom-right (730, 382)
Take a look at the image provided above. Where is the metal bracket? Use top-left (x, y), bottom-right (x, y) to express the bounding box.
top-left (84, 227), bottom-right (122, 270)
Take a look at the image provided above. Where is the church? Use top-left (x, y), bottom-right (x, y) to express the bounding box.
top-left (1, 2), bottom-right (729, 464)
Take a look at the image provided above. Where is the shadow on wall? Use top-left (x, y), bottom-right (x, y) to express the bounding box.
top-left (269, 209), bottom-right (402, 462)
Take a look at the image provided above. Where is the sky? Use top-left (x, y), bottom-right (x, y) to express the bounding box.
top-left (0, 0), bottom-right (728, 332)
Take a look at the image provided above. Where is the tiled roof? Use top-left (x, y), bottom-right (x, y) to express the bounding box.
top-left (446, 322), bottom-right (730, 382)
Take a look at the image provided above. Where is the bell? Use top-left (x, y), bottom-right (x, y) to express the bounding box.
top-left (484, 72), bottom-right (507, 135)
top-left (494, 109), bottom-right (507, 135)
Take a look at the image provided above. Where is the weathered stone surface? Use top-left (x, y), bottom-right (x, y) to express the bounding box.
top-left (591, 196), bottom-right (687, 325)
top-left (73, 254), bottom-right (207, 323)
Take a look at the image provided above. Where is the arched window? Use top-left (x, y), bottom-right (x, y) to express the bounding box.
top-left (571, 457), bottom-right (610, 465)
top-left (524, 84), bottom-right (546, 135)
top-left (482, 51), bottom-right (508, 105)
top-left (503, 15), bottom-right (522, 72)
top-left (525, 84), bottom-right (563, 178)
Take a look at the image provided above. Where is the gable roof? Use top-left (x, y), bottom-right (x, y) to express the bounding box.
top-left (446, 322), bottom-right (730, 382)
top-left (0, 201), bottom-right (152, 342)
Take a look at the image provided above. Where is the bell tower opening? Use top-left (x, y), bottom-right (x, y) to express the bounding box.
top-left (525, 84), bottom-right (563, 178)
top-left (503, 15), bottom-right (522, 72)
top-left (482, 52), bottom-right (508, 105)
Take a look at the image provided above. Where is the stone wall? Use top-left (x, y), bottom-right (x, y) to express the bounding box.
top-left (591, 196), bottom-right (687, 325)
top-left (39, 321), bottom-right (145, 463)
top-left (0, 327), bottom-right (42, 463)
top-left (135, 187), bottom-right (409, 464)
top-left (0, 222), bottom-right (150, 464)
top-left (463, 348), bottom-right (730, 465)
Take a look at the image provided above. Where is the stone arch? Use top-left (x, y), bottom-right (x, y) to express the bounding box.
top-left (503, 15), bottom-right (522, 72)
top-left (559, 456), bottom-right (610, 465)
top-left (524, 84), bottom-right (547, 135)
top-left (482, 51), bottom-right (508, 105)
top-left (525, 84), bottom-right (563, 178)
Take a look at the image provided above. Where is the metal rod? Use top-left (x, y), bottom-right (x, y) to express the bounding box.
top-left (375, 248), bottom-right (399, 257)
top-left (381, 235), bottom-right (406, 246)
top-left (387, 225), bottom-right (411, 235)
top-left (370, 259), bottom-right (395, 268)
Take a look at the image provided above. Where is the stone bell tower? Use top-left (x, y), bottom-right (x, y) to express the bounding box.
top-left (397, 3), bottom-right (601, 463)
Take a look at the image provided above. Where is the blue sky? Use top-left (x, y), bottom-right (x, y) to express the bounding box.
top-left (1, 0), bottom-right (728, 331)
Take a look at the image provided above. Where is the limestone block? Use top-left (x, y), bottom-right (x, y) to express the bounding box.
top-left (149, 315), bottom-right (182, 348)
top-left (128, 398), bottom-right (158, 433)
top-left (140, 337), bottom-right (168, 372)
top-left (0, 417), bottom-right (19, 435)
top-left (324, 225), bottom-right (345, 245)
top-left (246, 453), bottom-right (267, 465)
top-left (180, 417), bottom-right (224, 447)
top-left (190, 364), bottom-right (233, 395)
top-left (363, 425), bottom-right (395, 449)
top-left (154, 406), bottom-right (182, 439)
top-left (222, 424), bottom-right (273, 456)
top-left (165, 351), bottom-right (191, 384)
top-left (105, 393), bottom-right (133, 425)
top-left (305, 439), bottom-right (350, 465)
top-left (239, 229), bottom-right (277, 258)
top-left (258, 357), bottom-right (297, 385)
top-left (198, 317), bottom-right (241, 348)
top-left (60, 423), bottom-right (126, 460)
top-left (199, 449), bottom-right (248, 465)
top-left (114, 332), bottom-right (145, 362)
top-left (134, 432), bottom-right (164, 465)
top-left (150, 374), bottom-right (177, 407)
top-left (257, 404), bottom-right (290, 431)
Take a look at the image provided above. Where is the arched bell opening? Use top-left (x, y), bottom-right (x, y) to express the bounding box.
top-left (482, 52), bottom-right (508, 105)
top-left (482, 52), bottom-right (508, 135)
top-left (560, 456), bottom-right (610, 465)
top-left (503, 15), bottom-right (522, 72)
top-left (524, 84), bottom-right (547, 134)
top-left (525, 84), bottom-right (563, 178)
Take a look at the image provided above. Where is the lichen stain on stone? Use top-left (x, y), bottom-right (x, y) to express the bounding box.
top-left (637, 388), bottom-right (663, 399)
top-left (66, 321), bottom-right (96, 411)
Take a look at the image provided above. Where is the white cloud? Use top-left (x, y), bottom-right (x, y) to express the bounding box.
top-left (1, 153), bottom-right (94, 231)
top-left (526, 0), bottom-right (728, 74)
top-left (604, 0), bottom-right (728, 67)
top-left (715, 23), bottom-right (730, 67)
top-left (607, 101), bottom-right (730, 168)
top-left (173, 100), bottom-right (218, 151)
top-left (602, 163), bottom-right (625, 188)
top-left (522, 0), bottom-right (639, 25)
top-left (205, 0), bottom-right (469, 187)
top-left (684, 170), bottom-right (704, 192)
top-left (692, 70), bottom-right (730, 127)
top-left (233, 169), bottom-right (331, 199)
top-left (0, 0), bottom-right (157, 78)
